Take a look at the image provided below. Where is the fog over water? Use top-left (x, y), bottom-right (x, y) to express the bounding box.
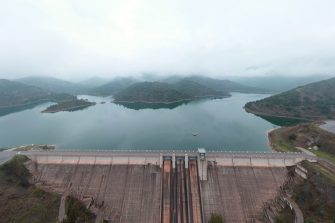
top-left (1, 0), bottom-right (335, 80)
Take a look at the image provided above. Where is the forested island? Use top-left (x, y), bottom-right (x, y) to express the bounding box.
top-left (42, 99), bottom-right (96, 113)
top-left (113, 80), bottom-right (229, 104)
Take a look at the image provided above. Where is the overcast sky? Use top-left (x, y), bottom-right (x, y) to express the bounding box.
top-left (0, 0), bottom-right (335, 80)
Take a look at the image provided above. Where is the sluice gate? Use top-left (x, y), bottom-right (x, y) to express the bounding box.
top-left (162, 157), bottom-right (203, 223)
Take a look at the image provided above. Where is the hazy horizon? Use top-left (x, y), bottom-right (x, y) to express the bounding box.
top-left (1, 0), bottom-right (335, 80)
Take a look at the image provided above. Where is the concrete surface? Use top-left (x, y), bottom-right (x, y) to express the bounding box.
top-left (23, 151), bottom-right (297, 223)
top-left (27, 163), bottom-right (162, 223)
top-left (201, 163), bottom-right (287, 223)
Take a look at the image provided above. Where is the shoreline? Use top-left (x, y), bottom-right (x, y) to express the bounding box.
top-left (0, 99), bottom-right (50, 109)
top-left (266, 127), bottom-right (282, 151)
top-left (42, 103), bottom-right (96, 113)
top-left (113, 95), bottom-right (230, 105)
top-left (113, 99), bottom-right (193, 104)
top-left (244, 106), bottom-right (314, 121)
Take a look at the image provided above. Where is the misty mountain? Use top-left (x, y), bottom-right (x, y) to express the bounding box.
top-left (181, 76), bottom-right (273, 94)
top-left (114, 80), bottom-right (229, 103)
top-left (173, 79), bottom-right (229, 98)
top-left (16, 76), bottom-right (87, 95)
top-left (232, 75), bottom-right (332, 92)
top-left (245, 76), bottom-right (335, 120)
top-left (88, 77), bottom-right (137, 96)
top-left (0, 79), bottom-right (75, 109)
top-left (114, 82), bottom-right (190, 103)
top-left (162, 75), bottom-right (272, 94)
top-left (79, 76), bottom-right (111, 88)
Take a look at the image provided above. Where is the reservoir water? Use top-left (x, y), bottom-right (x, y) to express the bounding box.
top-left (0, 93), bottom-right (278, 151)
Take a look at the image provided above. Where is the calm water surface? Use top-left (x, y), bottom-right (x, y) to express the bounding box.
top-left (0, 93), bottom-right (278, 151)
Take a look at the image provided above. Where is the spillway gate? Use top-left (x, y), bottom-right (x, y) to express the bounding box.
top-left (162, 156), bottom-right (203, 223)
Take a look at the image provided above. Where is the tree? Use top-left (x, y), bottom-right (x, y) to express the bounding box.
top-left (209, 213), bottom-right (224, 223)
top-left (288, 133), bottom-right (297, 141)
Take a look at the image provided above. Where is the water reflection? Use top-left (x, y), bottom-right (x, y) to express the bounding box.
top-left (114, 100), bottom-right (191, 110)
top-left (255, 114), bottom-right (308, 126)
top-left (0, 102), bottom-right (46, 117)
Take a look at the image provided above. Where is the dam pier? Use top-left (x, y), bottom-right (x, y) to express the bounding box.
top-left (23, 149), bottom-right (316, 223)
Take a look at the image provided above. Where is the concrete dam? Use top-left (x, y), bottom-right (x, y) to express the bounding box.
top-left (24, 150), bottom-right (316, 223)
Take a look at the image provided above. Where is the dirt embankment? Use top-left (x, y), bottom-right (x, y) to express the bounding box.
top-left (267, 123), bottom-right (335, 222)
top-left (0, 155), bottom-right (60, 223)
top-left (274, 161), bottom-right (335, 223)
top-left (0, 155), bottom-right (95, 223)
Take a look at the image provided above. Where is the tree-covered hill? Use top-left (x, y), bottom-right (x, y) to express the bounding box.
top-left (245, 77), bottom-right (335, 120)
top-left (17, 76), bottom-right (87, 95)
top-left (113, 82), bottom-right (191, 103)
top-left (88, 77), bottom-right (137, 96)
top-left (0, 79), bottom-right (74, 108)
top-left (173, 79), bottom-right (229, 98)
top-left (183, 76), bottom-right (272, 94)
top-left (113, 79), bottom-right (231, 104)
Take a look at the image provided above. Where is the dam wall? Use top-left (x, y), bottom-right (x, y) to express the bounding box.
top-left (26, 150), bottom-right (315, 168)
top-left (32, 154), bottom-right (160, 166)
top-left (26, 153), bottom-right (291, 223)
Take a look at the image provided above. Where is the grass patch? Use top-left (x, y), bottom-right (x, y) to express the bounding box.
top-left (276, 141), bottom-right (298, 152)
top-left (303, 161), bottom-right (335, 185)
top-left (311, 150), bottom-right (335, 162)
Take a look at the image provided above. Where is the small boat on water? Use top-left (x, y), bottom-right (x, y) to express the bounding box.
top-left (192, 132), bottom-right (199, 136)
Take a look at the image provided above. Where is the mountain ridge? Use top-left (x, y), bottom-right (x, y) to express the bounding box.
top-left (245, 77), bottom-right (335, 120)
top-left (113, 80), bottom-right (229, 103)
top-left (0, 79), bottom-right (75, 109)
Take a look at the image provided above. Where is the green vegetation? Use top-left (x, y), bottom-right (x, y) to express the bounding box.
top-left (272, 161), bottom-right (335, 223)
top-left (17, 76), bottom-right (87, 95)
top-left (0, 155), bottom-right (60, 223)
top-left (208, 213), bottom-right (224, 223)
top-left (90, 75), bottom-right (270, 97)
top-left (173, 79), bottom-right (229, 98)
top-left (114, 81), bottom-right (191, 103)
top-left (117, 100), bottom-right (189, 110)
top-left (0, 79), bottom-right (75, 114)
top-left (0, 155), bottom-right (31, 187)
top-left (182, 76), bottom-right (272, 94)
top-left (89, 77), bottom-right (136, 96)
top-left (312, 150), bottom-right (335, 163)
top-left (274, 205), bottom-right (295, 223)
top-left (269, 123), bottom-right (335, 222)
top-left (268, 123), bottom-right (335, 157)
top-left (114, 80), bottom-right (229, 104)
top-left (64, 196), bottom-right (95, 223)
top-left (14, 144), bottom-right (55, 151)
top-left (291, 162), bottom-right (335, 222)
top-left (0, 155), bottom-right (96, 223)
top-left (245, 76), bottom-right (335, 120)
top-left (42, 99), bottom-right (96, 113)
top-left (256, 114), bottom-right (306, 127)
